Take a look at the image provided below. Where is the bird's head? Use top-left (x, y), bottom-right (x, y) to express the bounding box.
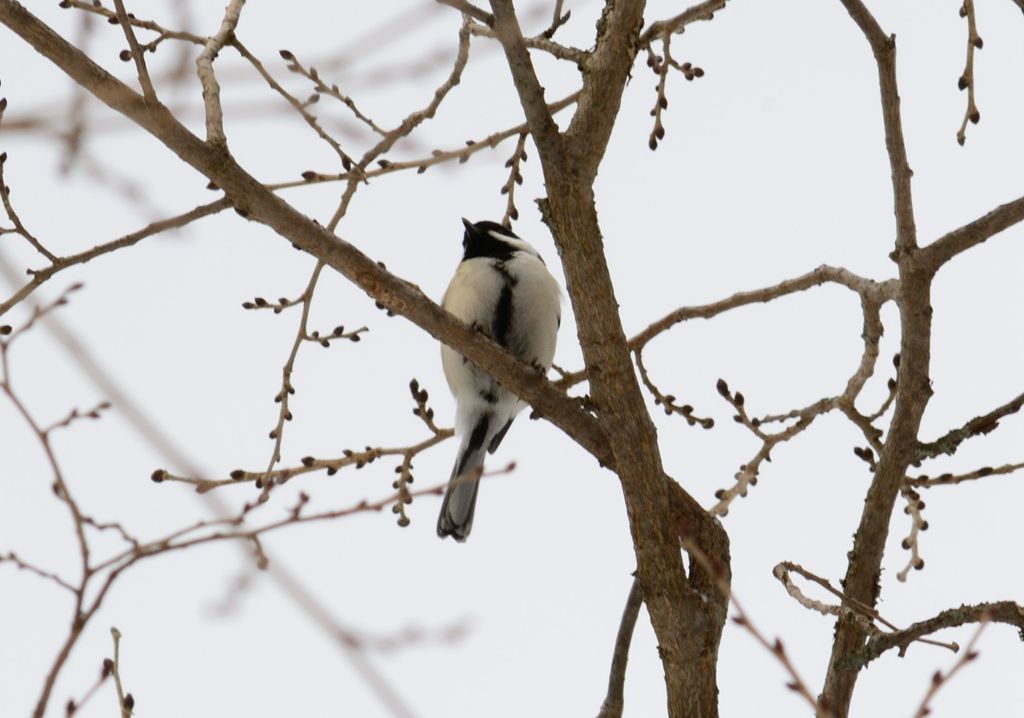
top-left (461, 218), bottom-right (543, 261)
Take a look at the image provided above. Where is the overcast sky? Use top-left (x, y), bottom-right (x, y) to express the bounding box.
top-left (2, 1), bottom-right (1023, 717)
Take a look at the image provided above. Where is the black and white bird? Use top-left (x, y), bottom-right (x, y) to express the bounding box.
top-left (437, 219), bottom-right (562, 541)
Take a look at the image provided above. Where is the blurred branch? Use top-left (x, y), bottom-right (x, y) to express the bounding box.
top-left (911, 621), bottom-right (987, 718)
top-left (0, 198), bottom-right (231, 318)
top-left (279, 90), bottom-right (578, 191)
top-left (437, 0), bottom-right (494, 26)
top-left (468, 20), bottom-right (587, 65)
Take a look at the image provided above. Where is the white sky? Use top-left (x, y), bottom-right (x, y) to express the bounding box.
top-left (1, 1), bottom-right (1022, 717)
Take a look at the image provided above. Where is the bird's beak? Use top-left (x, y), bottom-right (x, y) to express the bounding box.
top-left (461, 217), bottom-right (474, 233)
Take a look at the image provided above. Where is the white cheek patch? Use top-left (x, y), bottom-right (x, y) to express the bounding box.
top-left (486, 229), bottom-right (541, 258)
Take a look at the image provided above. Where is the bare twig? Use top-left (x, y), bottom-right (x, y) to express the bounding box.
top-left (278, 91), bottom-right (578, 192)
top-left (908, 461), bottom-right (1024, 488)
top-left (773, 562), bottom-right (956, 653)
top-left (0, 551), bottom-right (76, 593)
top-left (894, 485), bottom-right (927, 582)
top-left (542, 0), bottom-right (570, 39)
top-left (112, 0), bottom-right (157, 102)
top-left (109, 628), bottom-right (133, 718)
top-left (0, 197), bottom-right (230, 318)
top-left (955, 0), bottom-right (982, 146)
top-left (234, 41), bottom-right (361, 173)
top-left (631, 265), bottom-right (896, 349)
top-left (156, 429), bottom-right (452, 494)
top-left (468, 22), bottom-right (587, 65)
top-left (641, 0), bottom-right (729, 46)
top-left (845, 602), bottom-right (1024, 670)
top-left (0, 153), bottom-right (57, 261)
top-left (500, 132), bottom-right (528, 227)
top-left (259, 260), bottom-right (325, 495)
top-left (916, 390), bottom-right (1024, 460)
top-left (196, 0), bottom-right (245, 146)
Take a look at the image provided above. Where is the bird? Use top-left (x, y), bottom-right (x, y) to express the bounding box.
top-left (437, 218), bottom-right (562, 541)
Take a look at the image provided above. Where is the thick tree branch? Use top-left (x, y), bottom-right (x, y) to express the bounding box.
top-left (918, 194), bottom-right (1024, 272)
top-left (823, 4), bottom-right (932, 715)
top-left (565, 0), bottom-right (648, 179)
top-left (487, 0), bottom-right (564, 162)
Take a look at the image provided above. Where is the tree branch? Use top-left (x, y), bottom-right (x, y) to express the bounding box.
top-left (631, 265), bottom-right (896, 349)
top-left (823, 4), bottom-right (932, 714)
top-left (195, 0), bottom-right (245, 146)
top-left (597, 577), bottom-right (643, 718)
top-left (487, 0), bottom-right (564, 162)
top-left (112, 0), bottom-right (157, 102)
top-left (565, 0), bottom-right (648, 179)
top-left (0, 198), bottom-right (231, 318)
top-left (436, 0), bottom-right (493, 26)
top-left (844, 601), bottom-right (1024, 670)
top-left (640, 0), bottom-right (729, 46)
top-left (837, 0), bottom-right (917, 254)
top-left (916, 390), bottom-right (1024, 460)
top-left (918, 194), bottom-right (1024, 272)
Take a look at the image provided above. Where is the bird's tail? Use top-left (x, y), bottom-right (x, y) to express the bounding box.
top-left (437, 413), bottom-right (491, 541)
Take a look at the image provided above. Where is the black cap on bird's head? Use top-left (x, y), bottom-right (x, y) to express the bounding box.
top-left (460, 218), bottom-right (537, 262)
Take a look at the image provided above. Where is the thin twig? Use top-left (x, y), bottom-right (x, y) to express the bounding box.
top-left (0, 198), bottom-right (230, 318)
top-left (955, 0), bottom-right (981, 146)
top-left (196, 0), bottom-right (245, 146)
top-left (109, 628), bottom-right (132, 718)
top-left (112, 0), bottom-right (157, 102)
